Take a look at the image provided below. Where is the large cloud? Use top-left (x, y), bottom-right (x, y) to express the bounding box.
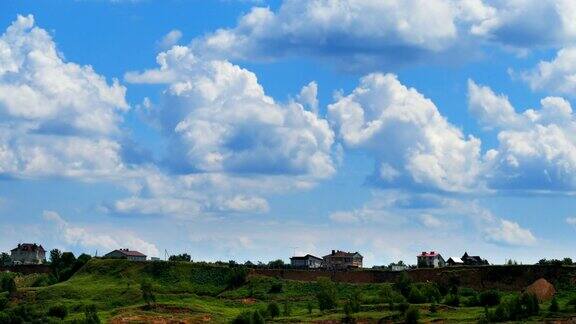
top-left (126, 45), bottom-right (336, 179)
top-left (0, 15), bottom-right (129, 180)
top-left (469, 80), bottom-right (576, 191)
top-left (190, 0), bottom-right (496, 70)
top-left (328, 73), bottom-right (483, 193)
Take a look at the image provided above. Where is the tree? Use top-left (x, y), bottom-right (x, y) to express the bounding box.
top-left (479, 290), bottom-right (500, 307)
top-left (49, 249), bottom-right (62, 264)
top-left (0, 253), bottom-right (10, 266)
top-left (267, 259), bottom-right (285, 269)
top-left (563, 258), bottom-right (573, 265)
top-left (408, 286), bottom-right (426, 304)
top-left (168, 253), bottom-right (191, 262)
top-left (316, 277), bottom-right (337, 311)
top-left (140, 280), bottom-right (156, 309)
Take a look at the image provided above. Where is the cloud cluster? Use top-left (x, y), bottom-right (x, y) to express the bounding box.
top-left (126, 45), bottom-right (336, 178)
top-left (328, 73), bottom-right (483, 193)
top-left (43, 211), bottom-right (159, 257)
top-left (469, 81), bottom-right (576, 191)
top-left (0, 15), bottom-right (129, 180)
top-left (520, 47), bottom-right (576, 96)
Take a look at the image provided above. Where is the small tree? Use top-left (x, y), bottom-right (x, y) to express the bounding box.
top-left (282, 300), bottom-right (291, 316)
top-left (408, 286), bottom-right (426, 304)
top-left (267, 259), bottom-right (285, 269)
top-left (168, 253), bottom-right (192, 262)
top-left (316, 277), bottom-right (337, 311)
top-left (307, 301), bottom-right (313, 314)
top-left (140, 280), bottom-right (156, 309)
top-left (479, 290), bottom-right (500, 307)
top-left (394, 273), bottom-right (413, 297)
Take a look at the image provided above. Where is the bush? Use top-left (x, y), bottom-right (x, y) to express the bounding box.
top-left (0, 296), bottom-right (7, 311)
top-left (0, 312), bottom-right (8, 324)
top-left (140, 280), bottom-right (156, 308)
top-left (549, 297), bottom-right (559, 313)
top-left (394, 273), bottom-right (413, 297)
top-left (316, 277), bottom-right (338, 311)
top-left (47, 304), bottom-right (67, 319)
top-left (380, 285), bottom-right (406, 305)
top-left (408, 286), bottom-right (426, 304)
top-left (405, 306), bottom-right (419, 324)
top-left (84, 304), bottom-right (100, 324)
top-left (485, 293), bottom-right (540, 322)
top-left (419, 283), bottom-right (441, 303)
top-left (228, 267), bottom-right (249, 289)
top-left (458, 287), bottom-right (477, 297)
top-left (282, 300), bottom-right (290, 316)
top-left (232, 310), bottom-right (265, 324)
top-left (266, 302), bottom-right (280, 318)
top-left (479, 290), bottom-right (500, 307)
top-left (397, 302), bottom-right (410, 314)
top-left (462, 294), bottom-right (480, 307)
top-left (268, 282), bottom-right (283, 293)
top-left (443, 294), bottom-right (459, 307)
top-left (0, 277), bottom-right (16, 296)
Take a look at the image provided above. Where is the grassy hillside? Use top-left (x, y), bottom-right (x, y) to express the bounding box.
top-left (2, 259), bottom-right (576, 323)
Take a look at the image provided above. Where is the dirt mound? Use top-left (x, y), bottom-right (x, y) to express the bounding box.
top-left (526, 278), bottom-right (556, 302)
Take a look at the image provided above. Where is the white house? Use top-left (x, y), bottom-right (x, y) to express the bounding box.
top-left (11, 243), bottom-right (46, 265)
top-left (417, 251), bottom-right (445, 268)
top-left (104, 248), bottom-right (147, 261)
top-left (290, 254), bottom-right (323, 268)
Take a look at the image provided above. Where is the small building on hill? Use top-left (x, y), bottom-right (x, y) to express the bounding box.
top-left (417, 251), bottom-right (445, 268)
top-left (290, 254), bottom-right (323, 269)
top-left (323, 250), bottom-right (363, 269)
top-left (10, 243), bottom-right (46, 265)
top-left (461, 252), bottom-right (489, 266)
top-left (104, 248), bottom-right (147, 261)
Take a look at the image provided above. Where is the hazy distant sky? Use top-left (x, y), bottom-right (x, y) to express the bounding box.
top-left (2, 0), bottom-right (576, 266)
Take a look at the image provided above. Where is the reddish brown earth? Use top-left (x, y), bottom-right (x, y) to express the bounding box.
top-left (526, 278), bottom-right (556, 302)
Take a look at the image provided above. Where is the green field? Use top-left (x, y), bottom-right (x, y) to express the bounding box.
top-left (1, 259), bottom-right (576, 323)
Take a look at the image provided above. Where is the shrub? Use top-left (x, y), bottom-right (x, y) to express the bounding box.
top-left (419, 283), bottom-right (441, 303)
top-left (485, 293), bottom-right (540, 322)
top-left (0, 296), bottom-right (7, 311)
top-left (307, 301), bottom-right (313, 314)
top-left (266, 302), bottom-right (280, 318)
top-left (84, 304), bottom-right (100, 324)
top-left (0, 312), bottom-right (9, 324)
top-left (268, 281), bottom-right (283, 293)
top-left (0, 277), bottom-right (16, 296)
top-left (316, 277), bottom-right (337, 311)
top-left (408, 286), bottom-right (426, 304)
top-left (380, 284), bottom-right (406, 305)
top-left (458, 287), bottom-right (477, 297)
top-left (140, 280), bottom-right (156, 308)
top-left (228, 267), bottom-right (249, 289)
top-left (429, 303), bottom-right (437, 314)
top-left (479, 290), bottom-right (500, 307)
top-left (232, 310), bottom-right (265, 324)
top-left (549, 297), bottom-right (559, 313)
top-left (405, 306), bottom-right (419, 324)
top-left (443, 294), bottom-right (459, 307)
top-left (462, 294), bottom-right (480, 307)
top-left (394, 273), bottom-right (413, 297)
top-left (397, 302), bottom-right (410, 314)
top-left (282, 300), bottom-right (290, 316)
top-left (47, 305), bottom-right (67, 319)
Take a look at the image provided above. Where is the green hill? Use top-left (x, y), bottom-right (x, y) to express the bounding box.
top-left (2, 259), bottom-right (576, 323)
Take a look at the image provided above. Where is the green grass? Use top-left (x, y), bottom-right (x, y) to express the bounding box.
top-left (3, 259), bottom-right (576, 323)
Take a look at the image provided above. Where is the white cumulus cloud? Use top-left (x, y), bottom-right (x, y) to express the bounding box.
top-left (328, 73), bottom-right (483, 193)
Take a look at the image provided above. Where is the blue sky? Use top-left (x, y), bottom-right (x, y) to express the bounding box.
top-left (2, 0), bottom-right (576, 266)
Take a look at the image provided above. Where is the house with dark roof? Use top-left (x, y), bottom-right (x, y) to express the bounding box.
top-left (290, 254), bottom-right (323, 269)
top-left (447, 252), bottom-right (489, 266)
top-left (104, 248), bottom-right (147, 261)
top-left (10, 243), bottom-right (46, 265)
top-left (417, 251), bottom-right (445, 268)
top-left (323, 250), bottom-right (363, 269)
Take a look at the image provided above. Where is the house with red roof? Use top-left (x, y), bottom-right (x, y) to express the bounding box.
top-left (10, 243), bottom-right (46, 265)
top-left (417, 251), bottom-right (445, 268)
top-left (104, 248), bottom-right (147, 261)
